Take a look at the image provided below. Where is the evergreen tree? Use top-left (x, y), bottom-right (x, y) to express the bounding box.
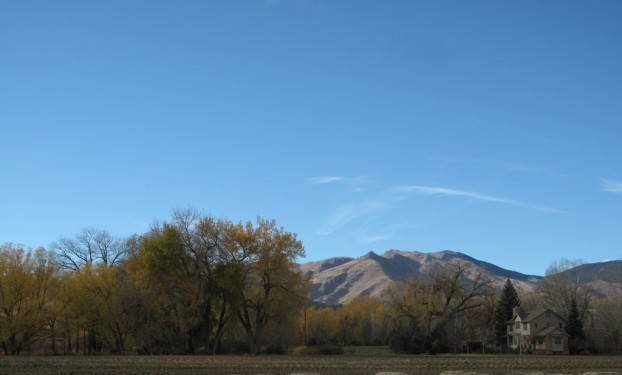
top-left (566, 298), bottom-right (586, 354)
top-left (493, 278), bottom-right (521, 347)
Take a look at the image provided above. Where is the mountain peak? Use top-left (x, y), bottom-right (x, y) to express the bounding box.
top-left (301, 249), bottom-right (619, 305)
top-left (362, 250), bottom-right (381, 260)
top-left (303, 249), bottom-right (541, 305)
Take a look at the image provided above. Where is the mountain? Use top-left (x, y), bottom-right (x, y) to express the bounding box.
top-left (300, 249), bottom-right (543, 305)
top-left (301, 250), bottom-right (622, 305)
top-left (552, 260), bottom-right (622, 299)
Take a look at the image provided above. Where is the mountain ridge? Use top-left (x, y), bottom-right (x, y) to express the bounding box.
top-left (300, 249), bottom-right (619, 305)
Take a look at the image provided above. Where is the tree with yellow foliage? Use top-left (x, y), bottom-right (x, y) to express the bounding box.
top-left (231, 218), bottom-right (311, 355)
top-left (304, 306), bottom-right (340, 345)
top-left (0, 244), bottom-right (58, 355)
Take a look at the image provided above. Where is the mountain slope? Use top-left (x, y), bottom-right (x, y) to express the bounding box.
top-left (547, 260), bottom-right (622, 298)
top-left (300, 249), bottom-right (543, 305)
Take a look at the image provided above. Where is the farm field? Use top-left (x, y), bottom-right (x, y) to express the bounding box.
top-left (1, 353), bottom-right (622, 375)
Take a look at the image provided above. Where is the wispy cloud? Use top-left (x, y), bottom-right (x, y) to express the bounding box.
top-left (602, 179), bottom-right (622, 193)
top-left (316, 182), bottom-right (565, 237)
top-left (318, 199), bottom-right (390, 235)
top-left (307, 176), bottom-right (344, 185)
top-left (393, 185), bottom-right (518, 204)
top-left (393, 185), bottom-right (566, 214)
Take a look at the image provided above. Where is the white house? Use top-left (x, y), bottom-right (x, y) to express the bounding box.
top-left (507, 308), bottom-right (569, 354)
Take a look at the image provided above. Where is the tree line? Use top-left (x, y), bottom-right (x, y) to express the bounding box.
top-left (0, 209), bottom-right (309, 355)
top-left (1, 209), bottom-right (621, 355)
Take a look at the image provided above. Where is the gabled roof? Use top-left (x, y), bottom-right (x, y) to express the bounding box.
top-left (506, 308), bottom-right (566, 324)
top-left (507, 311), bottom-right (527, 324)
top-left (522, 308), bottom-right (565, 323)
top-left (517, 311), bottom-right (530, 320)
top-left (533, 326), bottom-right (569, 337)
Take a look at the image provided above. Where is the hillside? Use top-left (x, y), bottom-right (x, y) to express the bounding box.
top-left (300, 249), bottom-right (543, 305)
top-left (300, 250), bottom-right (622, 305)
top-left (553, 260), bottom-right (622, 299)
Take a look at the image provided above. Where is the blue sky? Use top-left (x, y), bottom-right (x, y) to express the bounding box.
top-left (2, 1), bottom-right (621, 276)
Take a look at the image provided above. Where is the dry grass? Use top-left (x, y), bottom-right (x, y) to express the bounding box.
top-left (0, 353), bottom-right (622, 375)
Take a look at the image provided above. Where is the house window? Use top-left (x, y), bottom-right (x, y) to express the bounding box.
top-left (523, 323), bottom-right (528, 330)
top-left (554, 336), bottom-right (562, 345)
top-left (515, 322), bottom-right (520, 329)
top-left (534, 322), bottom-right (538, 329)
top-left (513, 336), bottom-right (519, 345)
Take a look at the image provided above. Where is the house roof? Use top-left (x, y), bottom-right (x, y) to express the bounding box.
top-left (506, 311), bottom-right (527, 324)
top-left (522, 308), bottom-right (549, 321)
top-left (506, 308), bottom-right (566, 324)
top-left (524, 308), bottom-right (566, 323)
top-left (533, 326), bottom-right (569, 337)
top-left (517, 311), bottom-right (530, 320)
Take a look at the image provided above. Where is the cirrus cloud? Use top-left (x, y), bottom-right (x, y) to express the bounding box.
top-left (392, 185), bottom-right (566, 214)
top-left (602, 179), bottom-right (622, 193)
top-left (307, 176), bottom-right (345, 185)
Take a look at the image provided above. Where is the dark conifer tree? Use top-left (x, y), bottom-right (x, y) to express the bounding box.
top-left (493, 278), bottom-right (521, 347)
top-left (566, 298), bottom-right (586, 354)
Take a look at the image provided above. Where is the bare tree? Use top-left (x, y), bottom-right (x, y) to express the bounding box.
top-left (468, 294), bottom-right (497, 353)
top-left (541, 258), bottom-right (593, 322)
top-left (387, 264), bottom-right (495, 353)
top-left (593, 300), bottom-right (622, 353)
top-left (51, 228), bottom-right (127, 271)
top-left (429, 264), bottom-right (495, 325)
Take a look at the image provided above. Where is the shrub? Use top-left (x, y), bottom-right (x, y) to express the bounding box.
top-left (263, 343), bottom-right (287, 354)
top-left (292, 343), bottom-right (344, 355)
top-left (388, 332), bottom-right (426, 354)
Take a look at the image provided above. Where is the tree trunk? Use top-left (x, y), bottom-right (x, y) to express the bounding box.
top-left (65, 325), bottom-right (72, 355)
top-left (239, 306), bottom-right (261, 355)
top-left (187, 335), bottom-right (195, 354)
top-left (211, 302), bottom-right (230, 355)
top-left (51, 326), bottom-right (57, 355)
top-left (247, 331), bottom-right (259, 355)
top-left (9, 332), bottom-right (17, 355)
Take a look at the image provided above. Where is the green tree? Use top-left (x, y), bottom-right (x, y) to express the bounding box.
top-left (493, 278), bottom-right (521, 347)
top-left (566, 298), bottom-right (586, 354)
